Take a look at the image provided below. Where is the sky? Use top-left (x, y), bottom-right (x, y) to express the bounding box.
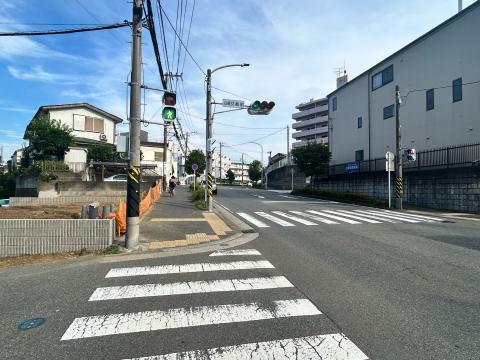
top-left (0, 0), bottom-right (476, 165)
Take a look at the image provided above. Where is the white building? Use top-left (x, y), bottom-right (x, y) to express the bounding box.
top-left (24, 103), bottom-right (123, 172)
top-left (140, 140), bottom-right (177, 177)
top-left (10, 149), bottom-right (23, 169)
top-left (230, 161), bottom-right (249, 183)
top-left (327, 3), bottom-right (480, 165)
top-left (292, 98), bottom-right (329, 149)
top-left (212, 152), bottom-right (231, 179)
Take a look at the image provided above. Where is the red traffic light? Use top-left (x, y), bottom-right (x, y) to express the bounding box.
top-left (163, 92), bottom-right (176, 106)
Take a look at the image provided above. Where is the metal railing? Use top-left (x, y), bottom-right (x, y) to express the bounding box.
top-left (329, 143), bottom-right (480, 176)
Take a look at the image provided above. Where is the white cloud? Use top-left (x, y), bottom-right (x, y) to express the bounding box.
top-left (7, 65), bottom-right (80, 84)
top-left (0, 106), bottom-right (33, 113)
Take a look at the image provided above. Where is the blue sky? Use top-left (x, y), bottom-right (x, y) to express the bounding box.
top-left (0, 0), bottom-right (475, 164)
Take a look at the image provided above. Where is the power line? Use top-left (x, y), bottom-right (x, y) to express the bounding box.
top-left (0, 22), bottom-right (109, 26)
top-left (231, 127), bottom-right (286, 147)
top-left (404, 79), bottom-right (480, 98)
top-left (158, 0), bottom-right (206, 76)
top-left (211, 86), bottom-right (251, 102)
top-left (0, 21), bottom-right (130, 36)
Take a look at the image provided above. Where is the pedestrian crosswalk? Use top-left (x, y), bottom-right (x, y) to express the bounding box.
top-left (61, 249), bottom-right (369, 359)
top-left (236, 209), bottom-right (447, 228)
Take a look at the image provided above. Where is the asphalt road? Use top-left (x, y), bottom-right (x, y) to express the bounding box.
top-left (0, 186), bottom-right (479, 359)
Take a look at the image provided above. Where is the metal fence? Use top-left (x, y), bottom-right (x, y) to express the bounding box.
top-left (329, 143), bottom-right (480, 176)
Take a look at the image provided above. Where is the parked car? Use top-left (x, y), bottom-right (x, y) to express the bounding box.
top-left (202, 180), bottom-right (217, 195)
top-left (104, 174), bottom-right (127, 182)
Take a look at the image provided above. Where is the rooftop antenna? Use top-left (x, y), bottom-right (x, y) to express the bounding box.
top-left (458, 0), bottom-right (463, 12)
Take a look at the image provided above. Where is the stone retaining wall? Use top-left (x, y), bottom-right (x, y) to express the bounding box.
top-left (0, 219), bottom-right (114, 257)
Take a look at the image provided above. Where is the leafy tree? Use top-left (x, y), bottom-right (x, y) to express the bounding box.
top-left (291, 143), bottom-right (331, 180)
top-left (185, 149), bottom-right (206, 177)
top-left (226, 169), bottom-right (235, 184)
top-left (24, 115), bottom-right (74, 161)
top-left (248, 160), bottom-right (263, 182)
top-left (87, 144), bottom-right (121, 162)
top-left (0, 173), bottom-right (15, 198)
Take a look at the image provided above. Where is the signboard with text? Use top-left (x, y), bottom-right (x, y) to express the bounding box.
top-left (222, 99), bottom-right (245, 108)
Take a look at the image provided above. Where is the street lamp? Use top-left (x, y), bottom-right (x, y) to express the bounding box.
top-left (205, 63), bottom-right (250, 211)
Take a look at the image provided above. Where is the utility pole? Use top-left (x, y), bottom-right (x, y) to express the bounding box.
top-left (219, 142), bottom-right (223, 183)
top-left (241, 153), bottom-right (244, 185)
top-left (163, 124), bottom-right (167, 190)
top-left (287, 125), bottom-right (293, 192)
top-left (395, 85), bottom-right (403, 210)
top-left (125, 0), bottom-right (143, 249)
top-left (205, 69), bottom-right (213, 211)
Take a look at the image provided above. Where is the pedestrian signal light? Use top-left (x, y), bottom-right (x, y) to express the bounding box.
top-left (163, 92), bottom-right (176, 106)
top-left (162, 106), bottom-right (176, 122)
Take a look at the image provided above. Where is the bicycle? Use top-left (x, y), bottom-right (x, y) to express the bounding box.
top-left (168, 187), bottom-right (175, 197)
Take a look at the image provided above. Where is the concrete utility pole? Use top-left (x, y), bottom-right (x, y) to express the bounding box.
top-left (125, 0), bottom-right (143, 249)
top-left (395, 85), bottom-right (403, 210)
top-left (205, 63), bottom-right (249, 211)
top-left (241, 153), bottom-right (245, 185)
top-left (287, 125), bottom-right (294, 191)
top-left (163, 124), bottom-right (168, 190)
top-left (219, 142), bottom-right (223, 183)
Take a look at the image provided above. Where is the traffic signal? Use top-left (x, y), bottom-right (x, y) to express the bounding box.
top-left (162, 107), bottom-right (176, 122)
top-left (162, 91), bottom-right (176, 122)
top-left (247, 100), bottom-right (275, 115)
top-left (405, 148), bottom-right (416, 162)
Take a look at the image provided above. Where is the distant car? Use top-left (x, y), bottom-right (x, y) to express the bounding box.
top-left (104, 174), bottom-right (127, 182)
top-left (202, 180), bottom-right (218, 195)
top-left (247, 181), bottom-right (253, 187)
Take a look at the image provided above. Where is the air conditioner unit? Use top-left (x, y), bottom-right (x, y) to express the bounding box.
top-left (99, 134), bottom-right (107, 141)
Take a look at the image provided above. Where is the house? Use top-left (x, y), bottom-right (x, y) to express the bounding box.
top-left (10, 149), bottom-right (23, 170)
top-left (23, 103), bottom-right (123, 172)
top-left (327, 2), bottom-right (480, 165)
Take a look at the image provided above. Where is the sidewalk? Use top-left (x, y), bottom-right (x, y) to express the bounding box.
top-left (139, 186), bottom-right (234, 249)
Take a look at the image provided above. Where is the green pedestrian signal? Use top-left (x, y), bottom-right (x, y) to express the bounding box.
top-left (162, 106), bottom-right (176, 122)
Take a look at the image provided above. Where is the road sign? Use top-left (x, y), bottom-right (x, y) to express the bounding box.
top-left (191, 163), bottom-right (198, 171)
top-left (345, 162), bottom-right (359, 173)
top-left (222, 99), bottom-right (245, 108)
top-left (386, 152), bottom-right (394, 172)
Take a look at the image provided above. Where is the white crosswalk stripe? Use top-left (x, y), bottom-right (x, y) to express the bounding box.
top-left (209, 249), bottom-right (261, 256)
top-left (124, 334), bottom-right (369, 360)
top-left (290, 210), bottom-right (339, 224)
top-left (105, 260), bottom-right (275, 278)
top-left (307, 210), bottom-right (361, 224)
top-left (322, 210), bottom-right (382, 224)
top-left (89, 276), bottom-right (294, 301)
top-left (272, 211), bottom-right (318, 225)
top-left (235, 209), bottom-right (447, 228)
top-left (237, 212), bottom-right (270, 227)
top-left (61, 249), bottom-right (368, 359)
top-left (255, 211), bottom-right (296, 226)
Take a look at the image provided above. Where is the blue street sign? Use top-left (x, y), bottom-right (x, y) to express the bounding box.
top-left (345, 162), bottom-right (359, 173)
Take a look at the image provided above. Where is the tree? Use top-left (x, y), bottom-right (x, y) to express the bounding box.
top-left (291, 143), bottom-right (331, 180)
top-left (248, 160), bottom-right (263, 182)
top-left (185, 149), bottom-right (206, 177)
top-left (24, 115), bottom-right (74, 161)
top-left (226, 169), bottom-right (235, 184)
top-left (0, 173), bottom-right (15, 198)
top-left (87, 144), bottom-right (121, 162)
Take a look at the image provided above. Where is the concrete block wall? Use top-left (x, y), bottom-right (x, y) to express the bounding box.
top-left (312, 167), bottom-right (480, 212)
top-left (0, 219), bottom-right (114, 257)
top-left (267, 166), bottom-right (307, 190)
top-left (9, 196), bottom-right (126, 206)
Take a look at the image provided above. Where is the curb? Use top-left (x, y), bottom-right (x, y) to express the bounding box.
top-left (213, 201), bottom-right (255, 234)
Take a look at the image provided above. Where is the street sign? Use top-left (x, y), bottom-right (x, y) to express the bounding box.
top-left (191, 163), bottom-right (198, 171)
top-left (222, 99), bottom-right (245, 108)
top-left (386, 152), bottom-right (394, 172)
top-left (345, 162), bottom-right (359, 173)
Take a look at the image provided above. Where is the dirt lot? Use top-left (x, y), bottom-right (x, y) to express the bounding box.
top-left (0, 251), bottom-right (101, 269)
top-left (0, 204), bottom-right (82, 219)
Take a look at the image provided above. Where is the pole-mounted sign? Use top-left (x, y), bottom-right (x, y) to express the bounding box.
top-left (386, 151), bottom-right (394, 208)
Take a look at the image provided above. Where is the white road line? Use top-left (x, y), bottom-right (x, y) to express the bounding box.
top-left (89, 276), bottom-right (293, 301)
top-left (336, 210), bottom-right (399, 223)
top-left (209, 249), bottom-right (261, 257)
top-left (123, 334), bottom-right (369, 360)
top-left (383, 210), bottom-right (445, 222)
top-left (279, 195), bottom-right (295, 199)
top-left (353, 210), bottom-right (420, 223)
top-left (255, 212), bottom-right (296, 227)
top-left (323, 210), bottom-right (382, 224)
top-left (290, 211), bottom-right (339, 224)
top-left (307, 210), bottom-right (361, 224)
top-left (272, 211), bottom-right (318, 225)
top-left (237, 212), bottom-right (270, 228)
top-left (105, 260), bottom-right (275, 278)
top-left (61, 299), bottom-right (321, 340)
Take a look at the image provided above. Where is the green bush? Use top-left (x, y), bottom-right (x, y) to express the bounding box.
top-left (103, 244), bottom-right (121, 255)
top-left (190, 188), bottom-right (204, 202)
top-left (0, 173), bottom-right (16, 198)
top-left (292, 187), bottom-right (388, 207)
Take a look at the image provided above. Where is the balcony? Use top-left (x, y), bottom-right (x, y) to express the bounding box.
top-left (292, 104), bottom-right (328, 119)
top-left (292, 126), bottom-right (328, 139)
top-left (292, 116), bottom-right (328, 129)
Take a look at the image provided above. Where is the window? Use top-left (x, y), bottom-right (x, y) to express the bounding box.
top-left (84, 116), bottom-right (104, 133)
top-left (355, 150), bottom-right (364, 162)
top-left (383, 104), bottom-right (395, 119)
top-left (332, 97), bottom-right (337, 111)
top-left (357, 116), bottom-right (363, 128)
top-left (154, 151), bottom-right (162, 161)
top-left (426, 89), bottom-right (434, 111)
top-left (452, 77), bottom-right (462, 102)
top-left (372, 65), bottom-right (394, 90)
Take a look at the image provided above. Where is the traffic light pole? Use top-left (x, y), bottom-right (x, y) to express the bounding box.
top-left (125, 0), bottom-right (143, 249)
top-left (395, 85), bottom-right (403, 210)
top-left (206, 69), bottom-right (213, 211)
